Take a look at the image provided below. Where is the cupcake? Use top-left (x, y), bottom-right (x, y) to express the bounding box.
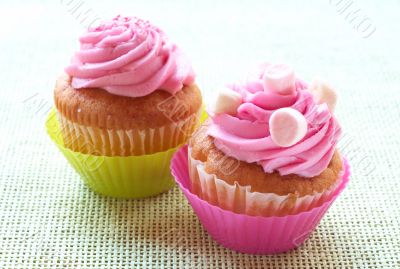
top-left (171, 63), bottom-right (350, 254)
top-left (47, 15), bottom-right (203, 198)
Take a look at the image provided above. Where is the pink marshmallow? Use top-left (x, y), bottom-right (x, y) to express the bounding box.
top-left (269, 108), bottom-right (308, 147)
top-left (263, 63), bottom-right (296, 95)
top-left (308, 78), bottom-right (337, 112)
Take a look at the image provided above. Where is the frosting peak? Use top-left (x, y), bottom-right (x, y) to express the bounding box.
top-left (65, 15), bottom-right (195, 97)
top-left (208, 64), bottom-right (341, 177)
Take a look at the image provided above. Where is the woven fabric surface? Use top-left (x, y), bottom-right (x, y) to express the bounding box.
top-left (0, 0), bottom-right (399, 268)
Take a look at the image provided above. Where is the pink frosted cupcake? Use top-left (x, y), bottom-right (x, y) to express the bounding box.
top-left (171, 63), bottom-right (350, 254)
top-left (48, 15), bottom-right (203, 198)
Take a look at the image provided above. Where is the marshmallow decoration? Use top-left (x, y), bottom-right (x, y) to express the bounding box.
top-left (269, 108), bottom-right (308, 147)
top-left (308, 78), bottom-right (337, 112)
top-left (207, 63), bottom-right (342, 177)
top-left (213, 88), bottom-right (243, 115)
top-left (263, 64), bottom-right (296, 95)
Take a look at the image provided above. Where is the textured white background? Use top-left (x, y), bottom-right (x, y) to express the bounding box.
top-left (0, 0), bottom-right (399, 268)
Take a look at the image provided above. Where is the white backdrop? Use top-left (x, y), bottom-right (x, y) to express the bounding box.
top-left (0, 0), bottom-right (399, 268)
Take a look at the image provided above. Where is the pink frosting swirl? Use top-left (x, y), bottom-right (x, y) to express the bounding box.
top-left (65, 15), bottom-right (195, 97)
top-left (208, 64), bottom-right (341, 177)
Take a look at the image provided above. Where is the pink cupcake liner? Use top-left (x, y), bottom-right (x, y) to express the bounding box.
top-left (188, 147), bottom-right (343, 217)
top-left (170, 145), bottom-right (350, 254)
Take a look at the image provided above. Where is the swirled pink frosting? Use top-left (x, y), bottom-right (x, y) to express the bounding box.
top-left (65, 15), bottom-right (195, 97)
top-left (208, 64), bottom-right (342, 177)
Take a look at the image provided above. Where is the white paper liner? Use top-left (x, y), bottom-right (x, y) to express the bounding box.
top-left (56, 109), bottom-right (202, 156)
top-left (188, 147), bottom-right (343, 217)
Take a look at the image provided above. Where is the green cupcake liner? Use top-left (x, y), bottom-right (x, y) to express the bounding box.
top-left (46, 107), bottom-right (207, 198)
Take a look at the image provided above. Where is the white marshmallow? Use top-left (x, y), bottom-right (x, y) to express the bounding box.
top-left (263, 63), bottom-right (296, 95)
top-left (213, 88), bottom-right (243, 115)
top-left (269, 108), bottom-right (308, 147)
top-left (308, 78), bottom-right (337, 112)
